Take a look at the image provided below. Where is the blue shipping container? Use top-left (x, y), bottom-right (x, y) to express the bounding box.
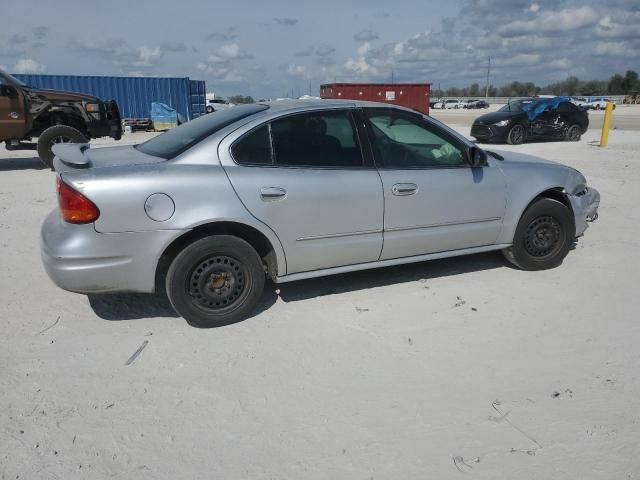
top-left (12, 73), bottom-right (206, 121)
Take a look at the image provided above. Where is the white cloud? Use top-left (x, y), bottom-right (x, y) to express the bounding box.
top-left (12, 58), bottom-right (46, 73)
top-left (357, 43), bottom-right (371, 56)
top-left (137, 46), bottom-right (162, 66)
top-left (287, 64), bottom-right (307, 76)
top-left (498, 6), bottom-right (599, 36)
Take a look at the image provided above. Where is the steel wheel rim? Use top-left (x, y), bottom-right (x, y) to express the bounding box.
top-left (510, 126), bottom-right (523, 144)
top-left (188, 255), bottom-right (248, 312)
top-left (49, 136), bottom-right (73, 148)
top-left (569, 126), bottom-right (580, 141)
top-left (524, 215), bottom-right (563, 258)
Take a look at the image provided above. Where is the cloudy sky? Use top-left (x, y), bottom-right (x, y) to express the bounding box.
top-left (1, 0), bottom-right (639, 98)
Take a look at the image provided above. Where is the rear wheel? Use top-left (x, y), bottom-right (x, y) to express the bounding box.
top-left (506, 124), bottom-right (525, 145)
top-left (206, 106), bottom-right (215, 114)
top-left (166, 235), bottom-right (265, 328)
top-left (565, 124), bottom-right (582, 142)
top-left (37, 125), bottom-right (88, 169)
top-left (502, 198), bottom-right (574, 270)
top-left (595, 104), bottom-right (601, 111)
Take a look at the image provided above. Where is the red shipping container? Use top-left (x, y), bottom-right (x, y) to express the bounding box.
top-left (320, 83), bottom-right (431, 115)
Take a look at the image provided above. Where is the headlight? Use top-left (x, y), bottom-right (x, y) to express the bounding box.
top-left (84, 103), bottom-right (101, 113)
top-left (494, 119), bottom-right (511, 127)
top-left (571, 184), bottom-right (588, 196)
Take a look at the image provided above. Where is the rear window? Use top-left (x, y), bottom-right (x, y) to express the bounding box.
top-left (136, 104), bottom-right (268, 159)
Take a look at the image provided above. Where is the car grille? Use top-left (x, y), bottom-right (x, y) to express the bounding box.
top-left (471, 124), bottom-right (492, 138)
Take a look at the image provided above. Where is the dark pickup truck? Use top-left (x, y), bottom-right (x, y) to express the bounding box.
top-left (0, 68), bottom-right (122, 167)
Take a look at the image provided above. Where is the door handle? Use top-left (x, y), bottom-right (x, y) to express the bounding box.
top-left (260, 187), bottom-right (287, 201)
top-left (392, 183), bottom-right (418, 196)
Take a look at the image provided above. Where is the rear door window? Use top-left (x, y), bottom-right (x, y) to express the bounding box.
top-left (270, 110), bottom-right (364, 167)
top-left (231, 125), bottom-right (272, 165)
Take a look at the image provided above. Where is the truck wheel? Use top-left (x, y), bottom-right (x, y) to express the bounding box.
top-left (502, 198), bottom-right (574, 271)
top-left (166, 235), bottom-right (265, 328)
top-left (206, 106), bottom-right (215, 114)
top-left (37, 125), bottom-right (88, 169)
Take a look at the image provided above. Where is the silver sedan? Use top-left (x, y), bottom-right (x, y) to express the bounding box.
top-left (41, 100), bottom-right (600, 327)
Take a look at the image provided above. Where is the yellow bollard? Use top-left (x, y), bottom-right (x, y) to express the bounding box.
top-left (599, 102), bottom-right (614, 147)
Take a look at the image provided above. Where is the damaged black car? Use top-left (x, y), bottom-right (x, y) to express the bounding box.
top-left (470, 97), bottom-right (588, 145)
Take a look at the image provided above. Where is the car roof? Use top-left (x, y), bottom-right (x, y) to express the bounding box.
top-left (256, 98), bottom-right (424, 115)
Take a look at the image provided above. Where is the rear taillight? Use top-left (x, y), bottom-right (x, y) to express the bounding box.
top-left (56, 177), bottom-right (100, 224)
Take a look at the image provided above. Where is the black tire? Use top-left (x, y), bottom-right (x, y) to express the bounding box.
top-left (565, 124), bottom-right (582, 142)
top-left (166, 235), bottom-right (265, 328)
top-left (206, 106), bottom-right (215, 114)
top-left (506, 124), bottom-right (525, 145)
top-left (595, 104), bottom-right (601, 111)
top-left (37, 125), bottom-right (88, 169)
top-left (502, 198), bottom-right (574, 270)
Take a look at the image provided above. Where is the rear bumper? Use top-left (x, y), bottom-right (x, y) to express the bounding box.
top-left (571, 187), bottom-right (600, 237)
top-left (40, 210), bottom-right (180, 294)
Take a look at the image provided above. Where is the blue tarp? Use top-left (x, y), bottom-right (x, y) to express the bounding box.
top-left (151, 102), bottom-right (178, 130)
top-left (521, 96), bottom-right (571, 121)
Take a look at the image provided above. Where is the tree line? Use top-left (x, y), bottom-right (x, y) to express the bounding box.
top-left (432, 70), bottom-right (639, 98)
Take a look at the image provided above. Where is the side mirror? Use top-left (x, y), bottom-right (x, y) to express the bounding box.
top-left (469, 147), bottom-right (488, 168)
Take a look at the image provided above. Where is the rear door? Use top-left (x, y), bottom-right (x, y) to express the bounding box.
top-left (0, 79), bottom-right (26, 141)
top-left (362, 108), bottom-right (506, 260)
top-left (219, 108), bottom-right (384, 275)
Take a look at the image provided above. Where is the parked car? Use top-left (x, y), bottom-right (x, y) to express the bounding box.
top-left (0, 68), bottom-right (122, 168)
top-left (471, 97), bottom-right (589, 145)
top-left (573, 97), bottom-right (614, 111)
top-left (206, 98), bottom-right (234, 113)
top-left (462, 99), bottom-right (490, 109)
top-left (42, 100), bottom-right (599, 328)
top-left (433, 99), bottom-right (461, 109)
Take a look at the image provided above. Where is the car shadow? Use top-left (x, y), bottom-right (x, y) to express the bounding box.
top-left (88, 291), bottom-right (180, 320)
top-left (87, 252), bottom-right (508, 323)
top-left (273, 251), bottom-right (506, 303)
top-left (0, 156), bottom-right (46, 171)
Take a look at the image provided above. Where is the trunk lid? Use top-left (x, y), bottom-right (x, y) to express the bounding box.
top-left (52, 143), bottom-right (165, 174)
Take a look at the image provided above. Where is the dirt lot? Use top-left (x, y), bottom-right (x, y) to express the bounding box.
top-left (1, 123), bottom-right (640, 479)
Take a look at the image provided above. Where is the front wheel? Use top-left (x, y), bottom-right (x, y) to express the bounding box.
top-left (37, 125), bottom-right (88, 169)
top-left (206, 106), bottom-right (214, 114)
top-left (506, 124), bottom-right (525, 145)
top-left (502, 198), bottom-right (574, 270)
top-left (166, 235), bottom-right (265, 328)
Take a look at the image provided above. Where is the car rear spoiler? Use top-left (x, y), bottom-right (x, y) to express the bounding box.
top-left (51, 143), bottom-right (91, 170)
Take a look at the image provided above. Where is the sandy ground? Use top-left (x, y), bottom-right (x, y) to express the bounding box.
top-left (1, 123), bottom-right (640, 479)
top-left (432, 104), bottom-right (640, 131)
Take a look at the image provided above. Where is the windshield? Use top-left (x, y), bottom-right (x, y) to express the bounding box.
top-left (136, 104), bottom-right (268, 159)
top-left (498, 99), bottom-right (534, 113)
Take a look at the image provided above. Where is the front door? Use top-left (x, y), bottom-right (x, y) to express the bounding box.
top-left (362, 108), bottom-right (506, 260)
top-left (0, 80), bottom-right (26, 141)
top-left (219, 108), bottom-right (384, 275)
